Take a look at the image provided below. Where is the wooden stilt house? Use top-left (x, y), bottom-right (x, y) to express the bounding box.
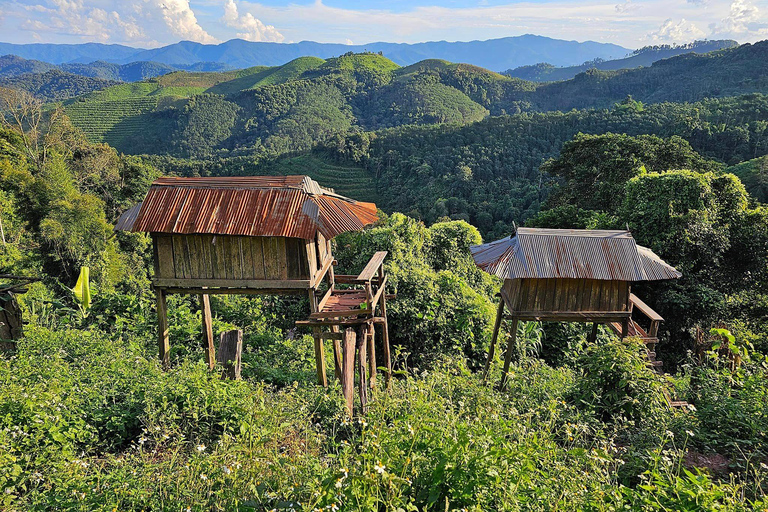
top-left (470, 228), bottom-right (681, 388)
top-left (116, 176), bottom-right (392, 402)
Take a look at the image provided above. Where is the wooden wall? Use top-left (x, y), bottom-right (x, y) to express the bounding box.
top-left (153, 234), bottom-right (315, 281)
top-left (503, 278), bottom-right (630, 313)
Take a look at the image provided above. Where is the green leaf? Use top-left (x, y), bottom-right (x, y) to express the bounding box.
top-left (71, 266), bottom-right (92, 313)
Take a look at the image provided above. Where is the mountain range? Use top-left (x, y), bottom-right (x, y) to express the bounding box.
top-left (0, 35), bottom-right (629, 72)
top-left (505, 40), bottom-right (738, 81)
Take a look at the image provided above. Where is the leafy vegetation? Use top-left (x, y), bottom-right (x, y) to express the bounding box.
top-left (3, 39), bottom-right (768, 511)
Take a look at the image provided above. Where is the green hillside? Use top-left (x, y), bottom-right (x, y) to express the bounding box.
top-left (0, 70), bottom-right (118, 101)
top-left (56, 41), bottom-right (768, 163)
top-left (726, 155), bottom-right (768, 203)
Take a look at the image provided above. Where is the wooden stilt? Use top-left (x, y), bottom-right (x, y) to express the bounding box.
top-left (332, 327), bottom-right (343, 381)
top-left (156, 288), bottom-right (170, 368)
top-left (377, 267), bottom-right (392, 389)
top-left (588, 322), bottom-right (599, 344)
top-left (200, 293), bottom-right (215, 370)
top-left (621, 317), bottom-right (629, 339)
top-left (341, 327), bottom-right (356, 416)
top-left (483, 296), bottom-right (506, 383)
top-left (500, 319), bottom-right (518, 391)
top-left (357, 325), bottom-right (368, 414)
top-left (217, 329), bottom-right (242, 380)
top-left (367, 323), bottom-right (376, 389)
top-left (308, 289), bottom-right (328, 387)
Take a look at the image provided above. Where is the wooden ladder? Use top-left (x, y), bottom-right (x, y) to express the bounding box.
top-left (610, 294), bottom-right (690, 410)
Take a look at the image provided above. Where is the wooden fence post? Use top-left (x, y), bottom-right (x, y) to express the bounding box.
top-left (200, 294), bottom-right (215, 370)
top-left (341, 328), bottom-right (356, 416)
top-left (156, 288), bottom-right (170, 368)
top-left (217, 329), bottom-right (242, 380)
top-left (357, 325), bottom-right (368, 414)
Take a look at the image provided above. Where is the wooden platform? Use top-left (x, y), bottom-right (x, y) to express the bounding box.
top-left (296, 251), bottom-right (393, 416)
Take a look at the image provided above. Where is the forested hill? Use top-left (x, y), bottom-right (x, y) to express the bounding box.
top-left (505, 40), bottom-right (738, 82)
top-left (0, 55), bottom-right (233, 82)
top-left (0, 70), bottom-right (119, 101)
top-left (52, 40), bottom-right (768, 158)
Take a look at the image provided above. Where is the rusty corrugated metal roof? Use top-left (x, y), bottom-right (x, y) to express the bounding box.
top-left (118, 176), bottom-right (378, 239)
top-left (470, 227), bottom-right (681, 281)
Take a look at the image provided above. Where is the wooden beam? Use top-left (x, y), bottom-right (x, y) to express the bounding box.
top-left (200, 293), bottom-right (215, 370)
top-left (500, 319), bottom-right (518, 391)
top-left (357, 251), bottom-right (388, 282)
top-left (629, 293), bottom-right (664, 322)
top-left (309, 288), bottom-right (327, 388)
top-left (295, 316), bottom-right (384, 327)
top-left (367, 323), bottom-right (376, 389)
top-left (153, 278), bottom-right (312, 290)
top-left (377, 267), bottom-right (392, 390)
top-left (504, 311), bottom-right (632, 322)
top-left (310, 308), bottom-right (373, 319)
top-left (342, 328), bottom-right (356, 416)
top-left (588, 322), bottom-right (599, 344)
top-left (357, 325), bottom-right (368, 414)
top-left (483, 296), bottom-right (506, 383)
top-left (311, 256), bottom-right (335, 289)
top-left (159, 287), bottom-right (307, 296)
top-left (156, 288), bottom-right (170, 368)
top-left (217, 330), bottom-right (242, 380)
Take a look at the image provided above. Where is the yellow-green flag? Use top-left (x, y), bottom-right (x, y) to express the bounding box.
top-left (72, 267), bottom-right (91, 312)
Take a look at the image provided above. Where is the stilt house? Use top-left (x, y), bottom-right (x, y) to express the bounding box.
top-left (116, 176), bottom-right (392, 402)
top-left (470, 228), bottom-right (681, 387)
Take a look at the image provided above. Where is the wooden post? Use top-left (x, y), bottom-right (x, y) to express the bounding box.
top-left (308, 289), bottom-right (328, 387)
top-left (357, 325), bottom-right (368, 414)
top-left (217, 329), bottom-right (242, 380)
top-left (377, 267), bottom-right (392, 389)
top-left (367, 323), bottom-right (376, 389)
top-left (588, 322), bottom-right (599, 344)
top-left (621, 317), bottom-right (629, 339)
top-left (499, 319), bottom-right (518, 391)
top-left (200, 293), bottom-right (215, 370)
top-left (483, 297), bottom-right (505, 383)
top-left (332, 335), bottom-right (343, 381)
top-left (156, 288), bottom-right (170, 368)
top-left (341, 327), bottom-right (356, 416)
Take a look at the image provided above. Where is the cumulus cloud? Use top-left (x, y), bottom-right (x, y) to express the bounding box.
top-left (710, 0), bottom-right (768, 37)
top-left (14, 0), bottom-right (218, 46)
top-left (647, 18), bottom-right (706, 42)
top-left (157, 0), bottom-right (218, 44)
top-left (222, 0), bottom-right (283, 42)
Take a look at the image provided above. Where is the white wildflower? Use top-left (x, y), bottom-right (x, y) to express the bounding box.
top-left (374, 461), bottom-right (386, 474)
top-left (196, 444), bottom-right (206, 453)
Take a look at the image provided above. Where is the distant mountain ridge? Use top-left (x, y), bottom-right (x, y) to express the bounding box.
top-left (0, 35), bottom-right (630, 72)
top-left (505, 40), bottom-right (739, 81)
top-left (0, 55), bottom-right (231, 82)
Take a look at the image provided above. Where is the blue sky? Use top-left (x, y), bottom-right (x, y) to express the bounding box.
top-left (1, 0), bottom-right (767, 49)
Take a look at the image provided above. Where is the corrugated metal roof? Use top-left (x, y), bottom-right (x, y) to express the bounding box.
top-left (114, 202), bottom-right (142, 231)
top-left (117, 176), bottom-right (378, 239)
top-left (470, 227), bottom-right (681, 281)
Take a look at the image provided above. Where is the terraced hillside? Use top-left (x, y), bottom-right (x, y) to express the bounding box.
top-left (65, 96), bottom-right (159, 146)
top-left (263, 155), bottom-right (377, 203)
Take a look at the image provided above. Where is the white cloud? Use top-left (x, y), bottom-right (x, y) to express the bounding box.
top-left (13, 0), bottom-right (217, 46)
top-left (222, 0), bottom-right (283, 42)
top-left (647, 18), bottom-right (706, 42)
top-left (154, 0), bottom-right (218, 43)
top-left (710, 0), bottom-right (768, 37)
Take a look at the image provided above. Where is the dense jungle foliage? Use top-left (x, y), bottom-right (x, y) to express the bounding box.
top-left (2, 41), bottom-right (768, 510)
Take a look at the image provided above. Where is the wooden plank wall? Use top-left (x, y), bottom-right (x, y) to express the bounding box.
top-left (504, 278), bottom-right (630, 313)
top-left (154, 234), bottom-right (312, 281)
